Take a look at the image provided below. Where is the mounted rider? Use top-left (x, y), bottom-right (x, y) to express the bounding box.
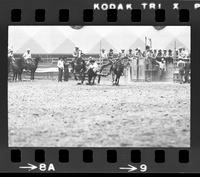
top-left (107, 49), bottom-right (114, 62)
top-left (72, 47), bottom-right (82, 73)
top-left (23, 49), bottom-right (32, 64)
top-left (8, 49), bottom-right (15, 63)
top-left (73, 47), bottom-right (81, 61)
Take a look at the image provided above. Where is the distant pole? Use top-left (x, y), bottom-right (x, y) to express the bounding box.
top-left (99, 40), bottom-right (102, 64)
top-left (174, 40), bottom-right (176, 59)
top-left (145, 37), bottom-right (147, 51)
top-left (100, 40), bottom-right (102, 55)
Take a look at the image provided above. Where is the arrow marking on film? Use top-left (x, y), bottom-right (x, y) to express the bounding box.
top-left (119, 164), bottom-right (137, 172)
top-left (19, 163), bottom-right (38, 171)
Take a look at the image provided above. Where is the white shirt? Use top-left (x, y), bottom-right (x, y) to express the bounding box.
top-left (23, 52), bottom-right (32, 59)
top-left (156, 60), bottom-right (166, 71)
top-left (100, 52), bottom-right (107, 59)
top-left (73, 50), bottom-right (78, 57)
top-left (88, 62), bottom-right (99, 72)
top-left (118, 52), bottom-right (126, 58)
top-left (177, 60), bottom-right (185, 69)
top-left (181, 50), bottom-right (188, 59)
top-left (73, 50), bottom-right (81, 58)
top-left (127, 53), bottom-right (133, 58)
top-left (8, 52), bottom-right (14, 58)
top-left (57, 60), bottom-right (64, 69)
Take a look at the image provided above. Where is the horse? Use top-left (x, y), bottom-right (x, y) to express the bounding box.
top-left (22, 57), bottom-right (41, 80)
top-left (71, 57), bottom-right (87, 84)
top-left (98, 57), bottom-right (130, 85)
top-left (8, 57), bottom-right (24, 81)
top-left (111, 60), bottom-right (126, 85)
top-left (8, 56), bottom-right (11, 74)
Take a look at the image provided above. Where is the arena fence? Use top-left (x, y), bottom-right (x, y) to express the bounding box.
top-left (10, 53), bottom-right (190, 82)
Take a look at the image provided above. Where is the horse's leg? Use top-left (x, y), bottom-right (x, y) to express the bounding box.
top-left (115, 75), bottom-right (118, 85)
top-left (112, 72), bottom-right (115, 85)
top-left (19, 69), bottom-right (23, 81)
top-left (74, 73), bottom-right (78, 80)
top-left (98, 75), bottom-right (101, 84)
top-left (15, 73), bottom-right (17, 81)
top-left (88, 72), bottom-right (91, 85)
top-left (116, 76), bottom-right (120, 86)
top-left (31, 70), bottom-right (34, 80)
top-left (33, 71), bottom-right (35, 80)
top-left (17, 73), bottom-right (19, 81)
top-left (13, 72), bottom-right (17, 82)
top-left (30, 71), bottom-right (32, 80)
top-left (18, 72), bottom-right (21, 81)
top-left (12, 73), bottom-right (15, 81)
top-left (81, 72), bottom-right (85, 84)
top-left (18, 73), bottom-right (21, 81)
top-left (92, 74), bottom-right (96, 85)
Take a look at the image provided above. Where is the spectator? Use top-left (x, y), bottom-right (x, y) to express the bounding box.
top-left (127, 49), bottom-right (134, 60)
top-left (153, 49), bottom-right (157, 58)
top-left (99, 49), bottom-right (107, 65)
top-left (64, 59), bottom-right (69, 81)
top-left (177, 59), bottom-right (185, 84)
top-left (57, 58), bottom-right (64, 82)
top-left (119, 49), bottom-right (126, 59)
top-left (87, 57), bottom-right (99, 73)
top-left (8, 49), bottom-right (15, 63)
top-left (184, 62), bottom-right (190, 83)
top-left (155, 58), bottom-right (166, 80)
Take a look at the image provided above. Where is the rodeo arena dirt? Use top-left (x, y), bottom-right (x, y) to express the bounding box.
top-left (8, 26), bottom-right (190, 147)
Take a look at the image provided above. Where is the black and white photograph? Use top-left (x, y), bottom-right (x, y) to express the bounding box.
top-left (8, 26), bottom-right (190, 147)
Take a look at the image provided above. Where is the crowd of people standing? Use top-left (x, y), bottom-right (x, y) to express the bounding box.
top-left (8, 46), bottom-right (190, 84)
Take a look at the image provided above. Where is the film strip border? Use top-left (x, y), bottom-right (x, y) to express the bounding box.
top-left (0, 0), bottom-right (199, 173)
top-left (10, 9), bottom-right (191, 23)
top-left (0, 148), bottom-right (193, 173)
top-left (10, 149), bottom-right (189, 163)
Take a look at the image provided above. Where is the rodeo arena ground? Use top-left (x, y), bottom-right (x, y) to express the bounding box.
top-left (8, 26), bottom-right (190, 147)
